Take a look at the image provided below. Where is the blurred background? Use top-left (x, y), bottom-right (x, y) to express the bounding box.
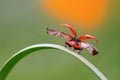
top-left (0, 0), bottom-right (119, 80)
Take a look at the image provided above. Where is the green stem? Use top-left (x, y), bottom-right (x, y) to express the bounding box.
top-left (0, 44), bottom-right (107, 80)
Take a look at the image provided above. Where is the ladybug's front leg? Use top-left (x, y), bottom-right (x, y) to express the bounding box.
top-left (65, 42), bottom-right (72, 47)
top-left (63, 42), bottom-right (67, 48)
top-left (63, 42), bottom-right (70, 48)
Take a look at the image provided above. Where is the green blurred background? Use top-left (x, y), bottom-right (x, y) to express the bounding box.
top-left (0, 0), bottom-right (119, 80)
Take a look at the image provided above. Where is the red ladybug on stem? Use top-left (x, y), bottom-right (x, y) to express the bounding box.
top-left (47, 24), bottom-right (99, 56)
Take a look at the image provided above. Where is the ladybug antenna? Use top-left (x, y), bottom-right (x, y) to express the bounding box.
top-left (61, 24), bottom-right (77, 37)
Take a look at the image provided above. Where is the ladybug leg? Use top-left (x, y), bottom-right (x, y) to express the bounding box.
top-left (78, 48), bottom-right (83, 55)
top-left (63, 42), bottom-right (69, 48)
top-left (78, 50), bottom-right (82, 54)
top-left (63, 43), bottom-right (67, 48)
top-left (71, 47), bottom-right (75, 51)
top-left (65, 42), bottom-right (72, 47)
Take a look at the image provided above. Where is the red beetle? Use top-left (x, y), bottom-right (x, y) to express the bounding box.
top-left (47, 24), bottom-right (99, 56)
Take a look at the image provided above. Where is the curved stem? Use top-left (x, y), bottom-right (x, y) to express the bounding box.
top-left (0, 44), bottom-right (107, 80)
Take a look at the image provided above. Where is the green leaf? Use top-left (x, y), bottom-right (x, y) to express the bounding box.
top-left (0, 44), bottom-right (107, 80)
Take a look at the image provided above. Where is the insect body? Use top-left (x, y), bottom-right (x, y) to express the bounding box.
top-left (47, 24), bottom-right (99, 56)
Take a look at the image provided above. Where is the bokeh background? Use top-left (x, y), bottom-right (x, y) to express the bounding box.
top-left (0, 0), bottom-right (119, 80)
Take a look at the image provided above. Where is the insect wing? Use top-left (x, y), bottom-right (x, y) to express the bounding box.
top-left (79, 35), bottom-right (98, 43)
top-left (47, 28), bottom-right (60, 36)
top-left (79, 42), bottom-right (99, 56)
top-left (47, 28), bottom-right (72, 41)
top-left (86, 43), bottom-right (99, 56)
top-left (60, 32), bottom-right (72, 40)
top-left (61, 24), bottom-right (77, 37)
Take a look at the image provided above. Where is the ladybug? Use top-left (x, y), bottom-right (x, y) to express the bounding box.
top-left (47, 24), bottom-right (99, 56)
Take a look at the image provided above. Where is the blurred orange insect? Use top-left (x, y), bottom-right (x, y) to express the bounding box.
top-left (47, 24), bottom-right (99, 56)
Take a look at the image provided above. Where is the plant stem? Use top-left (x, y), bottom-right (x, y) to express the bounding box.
top-left (0, 44), bottom-right (107, 80)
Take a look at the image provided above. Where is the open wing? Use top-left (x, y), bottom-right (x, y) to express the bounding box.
top-left (79, 35), bottom-right (98, 43)
top-left (79, 42), bottom-right (99, 56)
top-left (47, 28), bottom-right (72, 41)
top-left (86, 44), bottom-right (99, 56)
top-left (61, 24), bottom-right (77, 37)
